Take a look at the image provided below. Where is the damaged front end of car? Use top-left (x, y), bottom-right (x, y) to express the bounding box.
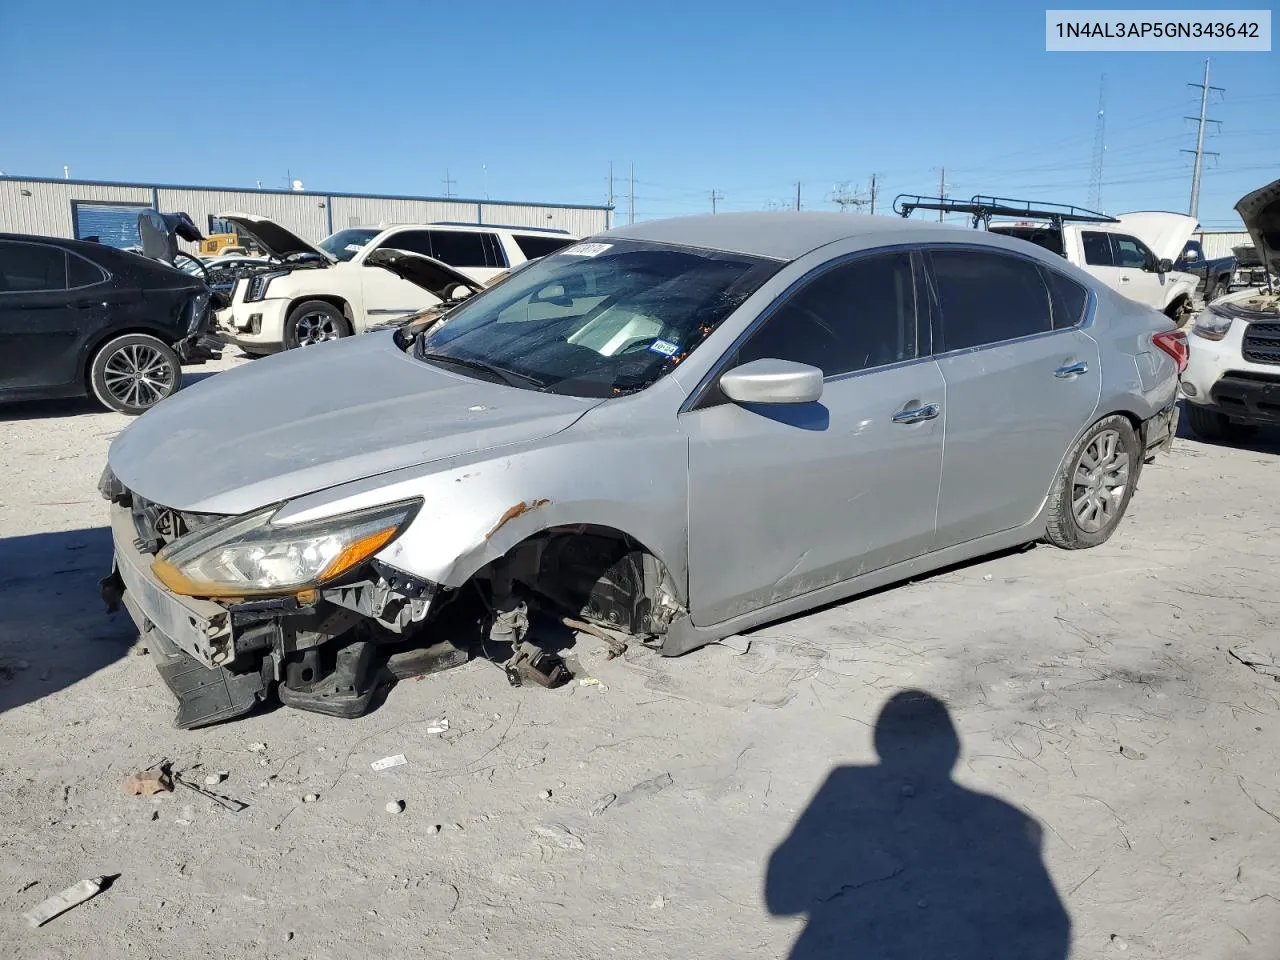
top-left (97, 467), bottom-right (685, 730)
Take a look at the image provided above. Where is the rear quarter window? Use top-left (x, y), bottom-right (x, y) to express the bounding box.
top-left (1040, 267), bottom-right (1089, 329)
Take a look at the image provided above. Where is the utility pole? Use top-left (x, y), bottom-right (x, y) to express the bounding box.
top-left (869, 173), bottom-right (878, 215)
top-left (442, 169), bottom-right (457, 198)
top-left (1089, 74), bottom-right (1107, 212)
top-left (795, 181), bottom-right (801, 211)
top-left (709, 188), bottom-right (724, 214)
top-left (628, 163), bottom-right (635, 226)
top-left (1183, 58), bottom-right (1223, 219)
top-left (606, 162), bottom-right (614, 229)
top-left (937, 167), bottom-right (946, 222)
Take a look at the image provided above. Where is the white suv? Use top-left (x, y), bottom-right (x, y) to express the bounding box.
top-left (1182, 178), bottom-right (1279, 442)
top-left (214, 215), bottom-right (578, 353)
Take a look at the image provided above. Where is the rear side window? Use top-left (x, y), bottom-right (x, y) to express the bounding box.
top-left (513, 234), bottom-right (576, 260)
top-left (735, 251), bottom-right (918, 377)
top-left (1081, 232), bottom-right (1114, 266)
top-left (0, 241), bottom-right (68, 292)
top-left (928, 248), bottom-right (1052, 351)
top-left (1041, 267), bottom-right (1089, 329)
top-left (67, 252), bottom-right (106, 288)
top-left (427, 230), bottom-right (493, 268)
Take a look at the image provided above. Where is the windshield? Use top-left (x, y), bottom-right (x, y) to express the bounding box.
top-left (318, 228), bottom-right (378, 262)
top-left (413, 240), bottom-right (781, 397)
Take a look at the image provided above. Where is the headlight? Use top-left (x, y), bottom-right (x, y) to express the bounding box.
top-left (151, 499), bottom-right (421, 597)
top-left (244, 271), bottom-right (287, 303)
top-left (1192, 310), bottom-right (1232, 342)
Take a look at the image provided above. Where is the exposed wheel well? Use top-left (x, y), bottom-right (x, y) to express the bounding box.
top-left (1164, 294), bottom-right (1192, 325)
top-left (466, 524), bottom-right (684, 637)
top-left (289, 295), bottom-right (353, 329)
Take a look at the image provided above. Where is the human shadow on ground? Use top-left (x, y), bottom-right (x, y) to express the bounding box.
top-left (766, 690), bottom-right (1070, 959)
top-left (0, 526), bottom-right (136, 715)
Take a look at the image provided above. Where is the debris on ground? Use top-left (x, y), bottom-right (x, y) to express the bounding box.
top-left (614, 772), bottom-right (674, 808)
top-left (540, 789), bottom-right (553, 800)
top-left (385, 800), bottom-right (404, 814)
top-left (427, 825), bottom-right (441, 835)
top-left (372, 754), bottom-right (408, 771)
top-left (650, 895), bottom-right (668, 910)
top-left (1229, 644), bottom-right (1280, 679)
top-left (173, 772), bottom-right (248, 813)
top-left (203, 772), bottom-right (227, 786)
top-left (426, 719), bottom-right (449, 735)
top-left (504, 642), bottom-right (571, 688)
top-left (247, 743), bottom-right (267, 753)
top-left (121, 769), bottom-right (171, 797)
top-left (562, 615), bottom-right (628, 659)
top-left (533, 824), bottom-right (585, 850)
top-left (22, 876), bottom-right (112, 927)
top-left (579, 677), bottom-right (608, 691)
top-left (303, 793), bottom-right (319, 803)
top-left (589, 793), bottom-right (617, 817)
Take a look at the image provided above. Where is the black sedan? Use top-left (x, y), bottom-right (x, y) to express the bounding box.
top-left (0, 233), bottom-right (218, 415)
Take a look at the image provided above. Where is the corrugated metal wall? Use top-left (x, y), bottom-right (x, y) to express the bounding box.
top-left (0, 177), bottom-right (611, 245)
top-left (1196, 231), bottom-right (1252, 259)
top-left (0, 180), bottom-right (150, 237)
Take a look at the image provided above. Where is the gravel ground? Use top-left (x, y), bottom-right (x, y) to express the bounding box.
top-left (1, 352), bottom-right (1279, 959)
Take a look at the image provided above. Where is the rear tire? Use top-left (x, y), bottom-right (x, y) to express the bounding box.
top-left (1043, 415), bottom-right (1140, 550)
top-left (283, 300), bottom-right (349, 349)
top-left (1185, 402), bottom-right (1258, 444)
top-left (89, 333), bottom-right (181, 416)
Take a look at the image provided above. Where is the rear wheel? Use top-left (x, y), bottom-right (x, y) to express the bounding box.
top-left (1185, 402), bottom-right (1258, 444)
top-left (283, 300), bottom-right (349, 349)
top-left (1043, 415), bottom-right (1140, 550)
top-left (89, 333), bottom-right (181, 415)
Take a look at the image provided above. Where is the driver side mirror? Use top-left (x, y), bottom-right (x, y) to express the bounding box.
top-left (719, 358), bottom-right (824, 405)
top-left (1154, 257), bottom-right (1174, 274)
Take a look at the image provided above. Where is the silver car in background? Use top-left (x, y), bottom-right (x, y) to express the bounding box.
top-left (100, 213), bottom-right (1184, 728)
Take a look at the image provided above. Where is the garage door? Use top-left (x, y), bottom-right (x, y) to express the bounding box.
top-left (71, 202), bottom-right (154, 248)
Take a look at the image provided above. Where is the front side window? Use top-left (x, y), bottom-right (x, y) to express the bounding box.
top-left (1081, 231), bottom-right (1114, 267)
top-left (929, 248), bottom-right (1052, 351)
top-left (734, 252), bottom-right (918, 377)
top-left (415, 240), bottom-right (782, 398)
top-left (1112, 234), bottom-right (1153, 269)
top-left (0, 241), bottom-right (68, 293)
top-left (318, 228), bottom-right (378, 262)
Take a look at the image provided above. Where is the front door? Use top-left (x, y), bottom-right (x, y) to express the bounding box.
top-left (1109, 233), bottom-right (1167, 309)
top-left (926, 247), bottom-right (1101, 546)
top-left (682, 250), bottom-right (945, 626)
top-left (359, 230), bottom-right (443, 327)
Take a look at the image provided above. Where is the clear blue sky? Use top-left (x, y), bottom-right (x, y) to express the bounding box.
top-left (1, 0), bottom-right (1275, 229)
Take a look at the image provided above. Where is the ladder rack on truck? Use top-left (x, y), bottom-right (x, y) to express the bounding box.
top-left (892, 194), bottom-right (1120, 233)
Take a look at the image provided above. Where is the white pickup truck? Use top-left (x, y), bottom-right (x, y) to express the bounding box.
top-left (895, 196), bottom-right (1200, 324)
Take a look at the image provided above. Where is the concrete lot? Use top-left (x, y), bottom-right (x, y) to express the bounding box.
top-left (1, 353), bottom-right (1279, 959)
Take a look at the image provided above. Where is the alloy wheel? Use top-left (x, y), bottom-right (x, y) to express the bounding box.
top-left (102, 343), bottom-right (176, 410)
top-left (1071, 429), bottom-right (1130, 534)
top-left (294, 312), bottom-right (341, 346)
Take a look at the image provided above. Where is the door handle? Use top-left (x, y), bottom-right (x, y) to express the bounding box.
top-left (1119, 275), bottom-right (1131, 283)
top-left (1054, 360), bottom-right (1089, 379)
top-left (892, 402), bottom-right (940, 424)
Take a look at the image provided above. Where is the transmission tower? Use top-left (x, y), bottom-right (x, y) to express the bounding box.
top-left (1088, 75), bottom-right (1107, 212)
top-left (1183, 58), bottom-right (1223, 219)
top-left (829, 181), bottom-right (869, 213)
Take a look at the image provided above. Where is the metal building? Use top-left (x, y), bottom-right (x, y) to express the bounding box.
top-left (1193, 230), bottom-right (1253, 260)
top-left (0, 176), bottom-right (612, 248)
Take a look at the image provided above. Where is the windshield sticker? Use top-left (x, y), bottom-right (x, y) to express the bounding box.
top-left (345, 243), bottom-right (365, 252)
top-left (561, 242), bottom-right (613, 258)
top-left (649, 338), bottom-right (680, 357)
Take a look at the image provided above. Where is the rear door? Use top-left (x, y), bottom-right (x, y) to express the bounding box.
top-left (683, 250), bottom-right (945, 625)
top-left (0, 240), bottom-right (106, 394)
top-left (927, 247), bottom-right (1100, 546)
top-left (426, 229), bottom-right (507, 283)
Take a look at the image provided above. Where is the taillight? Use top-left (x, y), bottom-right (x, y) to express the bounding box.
top-left (1153, 328), bottom-right (1188, 374)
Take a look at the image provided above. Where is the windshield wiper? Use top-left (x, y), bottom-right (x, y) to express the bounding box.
top-left (417, 350), bottom-right (549, 390)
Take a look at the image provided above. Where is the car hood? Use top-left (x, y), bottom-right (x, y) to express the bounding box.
top-left (1235, 178), bottom-right (1280, 275)
top-left (363, 248), bottom-right (487, 298)
top-left (1111, 212), bottom-right (1200, 263)
top-left (108, 333), bottom-right (603, 515)
top-left (217, 212), bottom-right (333, 262)
top-left (1233, 244), bottom-right (1262, 267)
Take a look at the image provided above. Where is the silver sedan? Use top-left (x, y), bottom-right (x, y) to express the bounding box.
top-left (102, 213), bottom-right (1184, 727)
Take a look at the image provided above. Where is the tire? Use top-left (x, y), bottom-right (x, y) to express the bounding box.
top-left (1203, 277), bottom-right (1220, 303)
top-left (89, 333), bottom-right (182, 416)
top-left (1043, 415), bottom-right (1141, 550)
top-left (1185, 402), bottom-right (1258, 444)
top-left (1165, 296), bottom-right (1192, 328)
top-left (283, 300), bottom-right (349, 350)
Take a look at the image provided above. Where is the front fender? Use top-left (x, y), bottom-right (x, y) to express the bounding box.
top-left (273, 424), bottom-right (691, 602)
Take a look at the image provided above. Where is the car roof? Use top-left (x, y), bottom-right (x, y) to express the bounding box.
top-left (377, 222), bottom-right (568, 236)
top-left (601, 212), bottom-right (973, 261)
